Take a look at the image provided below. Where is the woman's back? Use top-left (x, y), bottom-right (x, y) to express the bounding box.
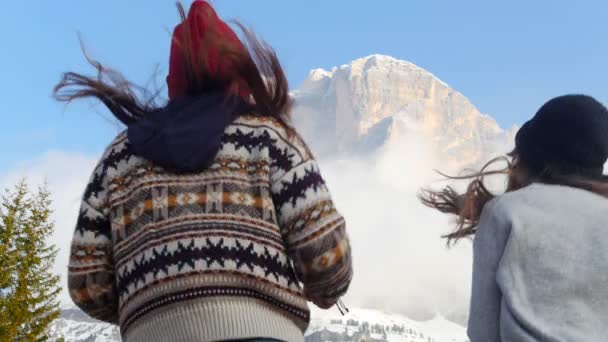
top-left (471, 183), bottom-right (608, 341)
top-left (68, 112), bottom-right (352, 342)
top-left (61, 2), bottom-right (352, 340)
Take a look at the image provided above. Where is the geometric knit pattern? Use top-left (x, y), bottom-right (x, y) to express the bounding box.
top-left (67, 115), bottom-right (353, 341)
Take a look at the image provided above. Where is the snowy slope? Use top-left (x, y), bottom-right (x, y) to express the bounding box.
top-left (49, 306), bottom-right (467, 342)
top-left (306, 307), bottom-right (467, 342)
top-left (48, 307), bottom-right (120, 342)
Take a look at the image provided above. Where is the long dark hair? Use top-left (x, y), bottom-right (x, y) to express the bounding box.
top-left (420, 149), bottom-right (608, 245)
top-left (53, 2), bottom-right (292, 127)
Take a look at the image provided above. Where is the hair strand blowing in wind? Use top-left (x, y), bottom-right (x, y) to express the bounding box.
top-left (54, 1), bottom-right (293, 128)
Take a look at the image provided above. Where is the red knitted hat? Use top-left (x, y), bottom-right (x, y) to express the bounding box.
top-left (166, 0), bottom-right (249, 100)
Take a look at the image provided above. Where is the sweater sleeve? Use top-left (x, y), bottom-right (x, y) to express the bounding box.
top-left (67, 155), bottom-right (119, 324)
top-left (270, 134), bottom-right (352, 307)
top-left (467, 199), bottom-right (512, 342)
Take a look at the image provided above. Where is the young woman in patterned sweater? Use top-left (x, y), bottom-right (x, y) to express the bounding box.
top-left (56, 2), bottom-right (352, 341)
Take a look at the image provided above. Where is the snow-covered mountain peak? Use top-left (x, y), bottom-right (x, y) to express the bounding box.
top-left (339, 54), bottom-right (441, 83)
top-left (292, 55), bottom-right (514, 170)
top-left (308, 67), bottom-right (334, 81)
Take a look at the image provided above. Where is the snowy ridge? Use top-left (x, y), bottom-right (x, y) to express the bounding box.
top-left (307, 307), bottom-right (467, 342)
top-left (296, 55), bottom-right (450, 96)
top-left (49, 306), bottom-right (467, 342)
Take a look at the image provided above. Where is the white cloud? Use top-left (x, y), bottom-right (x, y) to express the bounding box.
top-left (319, 134), bottom-right (472, 321)
top-left (0, 136), bottom-right (483, 322)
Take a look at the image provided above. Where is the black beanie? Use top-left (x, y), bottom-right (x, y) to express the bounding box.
top-left (515, 94), bottom-right (608, 178)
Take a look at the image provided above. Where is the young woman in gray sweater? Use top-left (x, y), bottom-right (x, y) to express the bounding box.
top-left (421, 94), bottom-right (608, 342)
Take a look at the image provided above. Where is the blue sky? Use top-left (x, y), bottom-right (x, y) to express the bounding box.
top-left (1, 0), bottom-right (607, 172)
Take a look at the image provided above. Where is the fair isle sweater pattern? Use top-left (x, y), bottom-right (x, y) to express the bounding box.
top-left (67, 115), bottom-right (352, 337)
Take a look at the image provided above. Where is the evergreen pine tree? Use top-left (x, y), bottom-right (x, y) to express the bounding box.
top-left (0, 181), bottom-right (62, 341)
top-left (0, 181), bottom-right (24, 337)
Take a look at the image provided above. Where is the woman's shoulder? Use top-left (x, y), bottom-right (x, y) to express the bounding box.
top-left (481, 185), bottom-right (548, 222)
top-left (499, 183), bottom-right (605, 207)
top-left (99, 130), bottom-right (130, 161)
top-left (232, 114), bottom-right (290, 134)
top-left (478, 188), bottom-right (533, 229)
top-left (489, 183), bottom-right (561, 210)
top-left (486, 183), bottom-right (608, 228)
top-left (231, 114), bottom-right (314, 159)
top-left (94, 130), bottom-right (138, 177)
top-left (479, 195), bottom-right (513, 227)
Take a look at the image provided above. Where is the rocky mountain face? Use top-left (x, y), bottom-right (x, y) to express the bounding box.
top-left (292, 54), bottom-right (515, 171)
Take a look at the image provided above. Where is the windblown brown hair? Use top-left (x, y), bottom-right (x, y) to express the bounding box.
top-left (420, 150), bottom-right (608, 245)
top-left (53, 2), bottom-right (292, 127)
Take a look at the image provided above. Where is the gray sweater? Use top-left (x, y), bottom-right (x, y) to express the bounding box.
top-left (468, 183), bottom-right (608, 342)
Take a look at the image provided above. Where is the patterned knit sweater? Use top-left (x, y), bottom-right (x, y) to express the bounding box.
top-left (68, 115), bottom-right (353, 342)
